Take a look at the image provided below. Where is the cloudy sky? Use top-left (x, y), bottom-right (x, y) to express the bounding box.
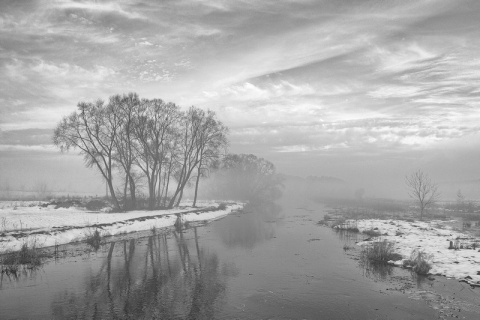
top-left (1, 0), bottom-right (480, 198)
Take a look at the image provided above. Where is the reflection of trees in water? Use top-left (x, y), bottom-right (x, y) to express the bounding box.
top-left (214, 202), bottom-right (282, 249)
top-left (50, 228), bottom-right (232, 319)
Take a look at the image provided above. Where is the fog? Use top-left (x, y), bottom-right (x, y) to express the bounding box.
top-left (2, 147), bottom-right (480, 202)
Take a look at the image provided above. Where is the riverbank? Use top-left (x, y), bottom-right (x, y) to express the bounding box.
top-left (331, 218), bottom-right (480, 286)
top-left (0, 200), bottom-right (243, 253)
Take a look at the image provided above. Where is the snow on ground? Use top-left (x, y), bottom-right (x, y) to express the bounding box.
top-left (0, 200), bottom-right (243, 253)
top-left (336, 219), bottom-right (480, 286)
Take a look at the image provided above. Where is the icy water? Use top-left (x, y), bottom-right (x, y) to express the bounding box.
top-left (1, 191), bottom-right (479, 319)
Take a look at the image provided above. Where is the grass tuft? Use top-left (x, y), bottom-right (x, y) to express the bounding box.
top-left (1, 242), bottom-right (43, 275)
top-left (86, 229), bottom-right (102, 250)
top-left (360, 240), bottom-right (402, 263)
top-left (218, 202), bottom-right (227, 210)
top-left (402, 249), bottom-right (432, 275)
top-left (331, 217), bottom-right (346, 228)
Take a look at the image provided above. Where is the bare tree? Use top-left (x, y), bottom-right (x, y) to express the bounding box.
top-left (405, 170), bottom-right (439, 220)
top-left (111, 93), bottom-right (140, 210)
top-left (133, 99), bottom-right (180, 209)
top-left (54, 100), bottom-right (123, 211)
top-left (168, 107), bottom-right (204, 208)
top-left (192, 110), bottom-right (228, 207)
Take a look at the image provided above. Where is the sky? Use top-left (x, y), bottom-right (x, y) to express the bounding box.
top-left (1, 0), bottom-right (480, 199)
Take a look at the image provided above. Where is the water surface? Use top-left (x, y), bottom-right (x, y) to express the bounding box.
top-left (1, 191), bottom-right (478, 319)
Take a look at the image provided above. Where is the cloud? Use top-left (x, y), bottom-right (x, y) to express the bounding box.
top-left (0, 128), bottom-right (53, 145)
top-left (203, 80), bottom-right (314, 102)
top-left (274, 142), bottom-right (348, 153)
top-left (368, 85), bottom-right (422, 99)
top-left (0, 144), bottom-right (57, 153)
top-left (55, 0), bottom-right (146, 20)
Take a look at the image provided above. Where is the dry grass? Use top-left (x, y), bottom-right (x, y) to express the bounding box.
top-left (1, 242), bottom-right (44, 275)
top-left (360, 240), bottom-right (402, 264)
top-left (403, 249), bottom-right (432, 275)
top-left (86, 229), bottom-right (102, 250)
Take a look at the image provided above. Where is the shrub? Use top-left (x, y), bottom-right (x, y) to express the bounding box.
top-left (86, 200), bottom-right (108, 211)
top-left (331, 217), bottom-right (346, 228)
top-left (403, 249), bottom-right (432, 275)
top-left (18, 243), bottom-right (42, 265)
top-left (0, 242), bottom-right (43, 275)
top-left (218, 202), bottom-right (227, 210)
top-left (86, 229), bottom-right (102, 250)
top-left (361, 240), bottom-right (402, 263)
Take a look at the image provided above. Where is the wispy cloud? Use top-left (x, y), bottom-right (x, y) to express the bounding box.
top-left (55, 0), bottom-right (146, 20)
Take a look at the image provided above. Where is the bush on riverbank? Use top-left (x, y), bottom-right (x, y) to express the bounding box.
top-left (0, 243), bottom-right (43, 275)
top-left (86, 229), bottom-right (102, 250)
top-left (360, 240), bottom-right (402, 264)
top-left (403, 249), bottom-right (432, 275)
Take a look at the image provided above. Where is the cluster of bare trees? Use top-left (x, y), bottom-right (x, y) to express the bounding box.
top-left (53, 93), bottom-right (228, 211)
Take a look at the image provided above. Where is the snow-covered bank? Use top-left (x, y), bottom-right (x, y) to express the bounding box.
top-left (0, 201), bottom-right (243, 253)
top-left (334, 219), bottom-right (480, 286)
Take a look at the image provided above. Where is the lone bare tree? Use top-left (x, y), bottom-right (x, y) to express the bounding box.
top-left (405, 170), bottom-right (439, 220)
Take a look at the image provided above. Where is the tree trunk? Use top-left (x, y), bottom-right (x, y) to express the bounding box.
top-left (156, 165), bottom-right (162, 208)
top-left (168, 187), bottom-right (181, 209)
top-left (148, 179), bottom-right (156, 210)
top-left (107, 177), bottom-right (121, 211)
top-left (163, 167), bottom-right (171, 208)
top-left (129, 174), bottom-right (136, 209)
top-left (123, 173), bottom-right (129, 210)
top-left (193, 166), bottom-right (201, 207)
top-left (176, 188), bottom-right (184, 207)
top-left (168, 164), bottom-right (186, 208)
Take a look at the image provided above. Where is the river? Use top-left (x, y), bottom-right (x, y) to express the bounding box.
top-left (1, 189), bottom-right (479, 319)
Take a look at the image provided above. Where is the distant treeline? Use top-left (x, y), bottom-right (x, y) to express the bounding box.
top-left (54, 93), bottom-right (228, 211)
top-left (53, 93), bottom-right (283, 211)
